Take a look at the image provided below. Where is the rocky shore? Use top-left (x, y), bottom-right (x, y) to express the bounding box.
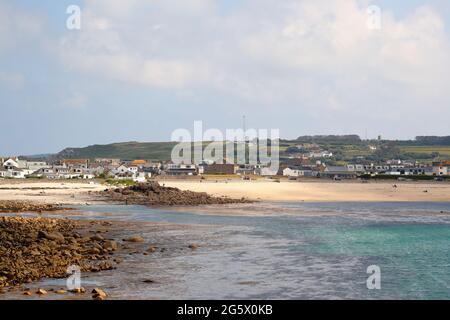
top-left (99, 182), bottom-right (252, 206)
top-left (0, 200), bottom-right (63, 213)
top-left (0, 216), bottom-right (120, 290)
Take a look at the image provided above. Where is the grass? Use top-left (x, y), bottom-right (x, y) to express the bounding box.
top-left (399, 146), bottom-right (450, 156)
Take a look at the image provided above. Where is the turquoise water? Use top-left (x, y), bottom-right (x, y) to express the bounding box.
top-left (12, 202), bottom-right (450, 300)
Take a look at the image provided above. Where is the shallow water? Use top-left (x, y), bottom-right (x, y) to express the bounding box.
top-left (4, 201), bottom-right (450, 300)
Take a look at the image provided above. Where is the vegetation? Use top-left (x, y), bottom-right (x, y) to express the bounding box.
top-left (52, 136), bottom-right (450, 163)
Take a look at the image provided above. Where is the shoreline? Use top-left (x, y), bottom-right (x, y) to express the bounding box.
top-left (1, 179), bottom-right (450, 205)
top-left (162, 180), bottom-right (450, 203)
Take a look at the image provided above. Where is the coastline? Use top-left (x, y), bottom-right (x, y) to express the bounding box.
top-left (1, 179), bottom-right (450, 205)
top-left (162, 179), bottom-right (450, 203)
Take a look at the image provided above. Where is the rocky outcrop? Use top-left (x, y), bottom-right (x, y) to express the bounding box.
top-left (0, 201), bottom-right (63, 213)
top-left (0, 216), bottom-right (119, 288)
top-left (99, 182), bottom-right (252, 206)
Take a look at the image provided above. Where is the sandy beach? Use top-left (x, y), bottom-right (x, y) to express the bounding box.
top-left (0, 179), bottom-right (450, 205)
top-left (163, 179), bottom-right (450, 202)
top-left (0, 181), bottom-right (106, 205)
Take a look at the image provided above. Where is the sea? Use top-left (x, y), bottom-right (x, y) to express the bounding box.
top-left (4, 201), bottom-right (450, 300)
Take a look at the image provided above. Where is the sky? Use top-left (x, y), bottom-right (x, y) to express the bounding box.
top-left (1, 0), bottom-right (450, 155)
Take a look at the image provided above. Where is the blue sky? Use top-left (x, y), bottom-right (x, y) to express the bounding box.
top-left (1, 0), bottom-right (450, 155)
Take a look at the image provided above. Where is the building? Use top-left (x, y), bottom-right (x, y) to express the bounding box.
top-left (235, 164), bottom-right (256, 176)
top-left (163, 164), bottom-right (197, 176)
top-left (283, 166), bottom-right (313, 177)
top-left (321, 166), bottom-right (358, 179)
top-left (63, 159), bottom-right (89, 169)
top-left (201, 164), bottom-right (236, 175)
top-left (130, 160), bottom-right (148, 168)
top-left (309, 151), bottom-right (333, 158)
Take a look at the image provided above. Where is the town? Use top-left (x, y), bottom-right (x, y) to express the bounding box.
top-left (1, 155), bottom-right (449, 182)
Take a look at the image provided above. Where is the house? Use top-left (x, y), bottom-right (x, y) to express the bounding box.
top-left (309, 151), bottom-right (333, 158)
top-left (386, 166), bottom-right (431, 176)
top-left (201, 164), bottom-right (236, 175)
top-left (432, 165), bottom-right (448, 176)
top-left (283, 166), bottom-right (313, 177)
top-left (235, 164), bottom-right (256, 176)
top-left (3, 158), bottom-right (20, 170)
top-left (257, 167), bottom-right (279, 176)
top-left (94, 158), bottom-right (121, 166)
top-left (130, 160), bottom-right (148, 168)
top-left (163, 164), bottom-right (197, 176)
top-left (321, 166), bottom-right (358, 179)
top-left (63, 159), bottom-right (89, 169)
top-left (2, 158), bottom-right (26, 179)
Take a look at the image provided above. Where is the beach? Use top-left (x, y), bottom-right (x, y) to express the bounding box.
top-left (1, 179), bottom-right (450, 204)
top-left (163, 179), bottom-right (450, 202)
top-left (0, 181), bottom-right (106, 205)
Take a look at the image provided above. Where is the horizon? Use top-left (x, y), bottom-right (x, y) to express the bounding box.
top-left (2, 0), bottom-right (450, 155)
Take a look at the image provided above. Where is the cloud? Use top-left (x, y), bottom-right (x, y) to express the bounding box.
top-left (2, 0), bottom-right (450, 146)
top-left (54, 0), bottom-right (450, 110)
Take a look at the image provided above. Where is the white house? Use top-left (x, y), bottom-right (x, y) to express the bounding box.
top-left (432, 165), bottom-right (448, 176)
top-left (2, 158), bottom-right (26, 179)
top-left (309, 151), bottom-right (333, 158)
top-left (283, 167), bottom-right (312, 177)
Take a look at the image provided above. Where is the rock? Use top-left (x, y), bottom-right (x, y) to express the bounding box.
top-left (146, 246), bottom-right (157, 253)
top-left (91, 234), bottom-right (104, 241)
top-left (23, 291), bottom-right (32, 296)
top-left (103, 240), bottom-right (118, 251)
top-left (36, 288), bottom-right (47, 295)
top-left (124, 236), bottom-right (145, 243)
top-left (142, 279), bottom-right (155, 283)
top-left (55, 290), bottom-right (67, 294)
top-left (99, 182), bottom-right (253, 207)
top-left (70, 287), bottom-right (86, 294)
top-left (38, 231), bottom-right (65, 243)
top-left (188, 244), bottom-right (199, 250)
top-left (92, 288), bottom-right (107, 300)
top-left (0, 216), bottom-right (121, 290)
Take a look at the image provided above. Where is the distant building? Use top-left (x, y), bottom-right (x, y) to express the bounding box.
top-left (283, 167), bottom-right (313, 177)
top-left (202, 164), bottom-right (236, 175)
top-left (163, 164), bottom-right (197, 176)
top-left (63, 159), bottom-right (89, 169)
top-left (322, 166), bottom-right (358, 179)
top-left (308, 151), bottom-right (333, 158)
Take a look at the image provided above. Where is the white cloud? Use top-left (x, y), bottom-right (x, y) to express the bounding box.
top-left (2, 0), bottom-right (450, 139)
top-left (55, 0), bottom-right (450, 111)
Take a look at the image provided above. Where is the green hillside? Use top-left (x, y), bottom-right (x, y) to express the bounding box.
top-left (54, 136), bottom-right (450, 162)
top-left (57, 141), bottom-right (178, 161)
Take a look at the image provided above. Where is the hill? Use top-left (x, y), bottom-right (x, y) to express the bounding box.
top-left (52, 136), bottom-right (450, 163)
top-left (57, 141), bottom-right (177, 161)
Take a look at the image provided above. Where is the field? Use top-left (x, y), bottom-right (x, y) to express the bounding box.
top-left (399, 146), bottom-right (450, 157)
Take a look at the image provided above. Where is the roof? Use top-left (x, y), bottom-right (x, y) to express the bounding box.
top-left (131, 160), bottom-right (147, 165)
